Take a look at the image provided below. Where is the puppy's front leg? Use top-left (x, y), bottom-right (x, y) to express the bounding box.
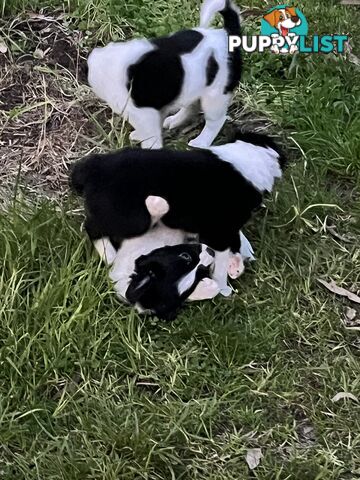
top-left (213, 249), bottom-right (232, 297)
top-left (228, 253), bottom-right (245, 279)
top-left (128, 106), bottom-right (163, 149)
top-left (163, 105), bottom-right (193, 130)
top-left (93, 237), bottom-right (117, 265)
top-left (189, 93), bottom-right (230, 148)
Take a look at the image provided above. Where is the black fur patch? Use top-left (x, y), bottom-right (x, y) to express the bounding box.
top-left (151, 30), bottom-right (203, 54)
top-left (206, 54), bottom-right (219, 86)
top-left (70, 135), bottom-right (283, 253)
top-left (127, 30), bottom-right (203, 110)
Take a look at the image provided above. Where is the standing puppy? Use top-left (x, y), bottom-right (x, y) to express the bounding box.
top-left (87, 0), bottom-right (241, 149)
top-left (70, 133), bottom-right (285, 296)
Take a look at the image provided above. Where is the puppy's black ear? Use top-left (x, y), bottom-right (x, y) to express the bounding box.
top-left (125, 273), bottom-right (155, 304)
top-left (134, 257), bottom-right (165, 278)
top-left (69, 155), bottom-right (101, 195)
top-left (155, 304), bottom-right (180, 321)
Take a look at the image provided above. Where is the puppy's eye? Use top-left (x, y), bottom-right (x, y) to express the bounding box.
top-left (179, 252), bottom-right (192, 262)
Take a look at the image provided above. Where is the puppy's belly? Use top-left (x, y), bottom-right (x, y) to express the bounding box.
top-left (109, 225), bottom-right (186, 299)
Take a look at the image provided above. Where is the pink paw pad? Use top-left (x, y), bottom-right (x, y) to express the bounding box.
top-left (228, 253), bottom-right (245, 279)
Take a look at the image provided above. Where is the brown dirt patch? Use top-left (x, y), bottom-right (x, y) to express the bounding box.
top-left (0, 12), bottom-right (108, 201)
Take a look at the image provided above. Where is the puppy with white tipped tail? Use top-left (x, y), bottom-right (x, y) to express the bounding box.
top-left (87, 0), bottom-right (241, 149)
top-left (71, 132), bottom-right (285, 308)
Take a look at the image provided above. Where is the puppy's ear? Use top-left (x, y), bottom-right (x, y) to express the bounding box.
top-left (155, 305), bottom-right (179, 322)
top-left (286, 6), bottom-right (297, 17)
top-left (263, 9), bottom-right (280, 27)
top-left (126, 273), bottom-right (154, 304)
top-left (126, 263), bottom-right (165, 304)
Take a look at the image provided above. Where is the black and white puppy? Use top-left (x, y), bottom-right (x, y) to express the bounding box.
top-left (125, 242), bottom-right (218, 320)
top-left (70, 132), bottom-right (285, 298)
top-left (93, 195), bottom-right (220, 320)
top-left (124, 231), bottom-right (254, 320)
top-left (89, 196), bottom-right (253, 320)
top-left (87, 0), bottom-right (241, 149)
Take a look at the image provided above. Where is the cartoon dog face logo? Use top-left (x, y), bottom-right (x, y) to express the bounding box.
top-left (263, 7), bottom-right (301, 37)
top-left (261, 6), bottom-right (305, 54)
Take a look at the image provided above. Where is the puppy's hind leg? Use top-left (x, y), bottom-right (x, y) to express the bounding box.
top-left (93, 238), bottom-right (117, 265)
top-left (145, 195), bottom-right (169, 226)
top-left (128, 106), bottom-right (163, 149)
top-left (188, 92), bottom-right (230, 148)
top-left (163, 105), bottom-right (194, 130)
top-left (213, 249), bottom-right (232, 297)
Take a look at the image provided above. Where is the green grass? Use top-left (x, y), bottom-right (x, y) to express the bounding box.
top-left (1, 0), bottom-right (360, 478)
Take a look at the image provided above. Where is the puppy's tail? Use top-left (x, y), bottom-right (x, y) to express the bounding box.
top-left (209, 131), bottom-right (285, 194)
top-left (231, 131), bottom-right (286, 170)
top-left (200, 0), bottom-right (240, 36)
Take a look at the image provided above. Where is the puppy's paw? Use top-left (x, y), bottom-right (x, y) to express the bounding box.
top-left (228, 253), bottom-right (245, 279)
top-left (289, 44), bottom-right (298, 54)
top-left (129, 130), bottom-right (142, 142)
top-left (188, 278), bottom-right (220, 301)
top-left (219, 285), bottom-right (232, 297)
top-left (163, 114), bottom-right (179, 130)
top-left (188, 137), bottom-right (209, 149)
top-left (145, 195), bottom-right (169, 217)
top-left (141, 138), bottom-right (162, 149)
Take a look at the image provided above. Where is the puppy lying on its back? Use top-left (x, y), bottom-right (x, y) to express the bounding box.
top-left (92, 195), bottom-right (253, 320)
top-left (71, 132), bottom-right (285, 299)
top-left (87, 0), bottom-right (241, 149)
top-left (94, 196), bottom-right (219, 320)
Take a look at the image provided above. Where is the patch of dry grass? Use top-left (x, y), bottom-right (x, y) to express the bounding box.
top-left (0, 12), bottom-right (111, 198)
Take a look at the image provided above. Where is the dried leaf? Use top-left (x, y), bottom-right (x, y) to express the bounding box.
top-left (33, 48), bottom-right (45, 59)
top-left (245, 448), bottom-right (262, 470)
top-left (343, 307), bottom-right (360, 330)
top-left (332, 392), bottom-right (358, 402)
top-left (0, 40), bottom-right (7, 54)
top-left (318, 279), bottom-right (360, 304)
top-left (346, 307), bottom-right (357, 321)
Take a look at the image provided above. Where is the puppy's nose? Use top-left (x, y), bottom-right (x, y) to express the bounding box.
top-left (291, 15), bottom-right (299, 22)
top-left (206, 247), bottom-right (215, 258)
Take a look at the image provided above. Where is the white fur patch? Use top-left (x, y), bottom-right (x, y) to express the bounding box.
top-left (145, 196), bottom-right (169, 218)
top-left (93, 238), bottom-right (117, 265)
top-left (209, 141), bottom-right (282, 192)
top-left (177, 245), bottom-right (215, 295)
top-left (240, 231), bottom-right (255, 261)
